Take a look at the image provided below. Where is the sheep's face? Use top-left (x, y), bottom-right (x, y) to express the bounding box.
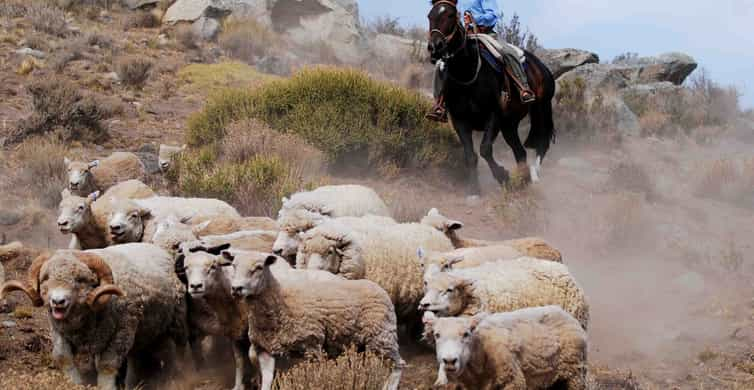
top-left (39, 256), bottom-right (98, 326)
top-left (419, 273), bottom-right (469, 316)
top-left (183, 252), bottom-right (224, 297)
top-left (424, 313), bottom-right (480, 381)
top-left (158, 144), bottom-right (185, 172)
top-left (109, 200), bottom-right (150, 244)
top-left (297, 235), bottom-right (343, 274)
top-left (151, 217), bottom-right (197, 253)
top-left (65, 158), bottom-right (98, 194)
top-left (229, 252), bottom-right (277, 298)
top-left (417, 248), bottom-right (464, 286)
top-left (57, 192), bottom-right (97, 234)
top-left (420, 208), bottom-right (464, 239)
top-left (273, 209), bottom-right (325, 258)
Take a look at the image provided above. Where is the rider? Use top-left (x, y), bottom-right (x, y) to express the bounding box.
top-left (426, 0), bottom-right (536, 122)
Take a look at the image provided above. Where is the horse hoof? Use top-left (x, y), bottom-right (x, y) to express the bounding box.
top-left (530, 165), bottom-right (540, 183)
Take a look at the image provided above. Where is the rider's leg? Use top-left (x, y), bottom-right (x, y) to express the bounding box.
top-left (426, 61), bottom-right (449, 122)
top-left (503, 53), bottom-right (535, 103)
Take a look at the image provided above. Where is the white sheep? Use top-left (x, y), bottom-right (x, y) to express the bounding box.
top-left (295, 219), bottom-right (453, 322)
top-left (0, 244), bottom-right (189, 390)
top-left (64, 152), bottom-right (146, 197)
top-left (279, 185), bottom-right (391, 219)
top-left (420, 208), bottom-right (563, 260)
top-left (423, 307), bottom-right (587, 389)
top-left (57, 180), bottom-right (156, 250)
top-left (158, 143), bottom-right (186, 172)
top-left (107, 195), bottom-right (240, 245)
top-left (419, 257), bottom-right (590, 330)
top-left (273, 208), bottom-right (396, 259)
top-left (227, 250), bottom-right (404, 390)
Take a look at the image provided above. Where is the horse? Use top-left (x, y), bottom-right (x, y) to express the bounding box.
top-left (428, 0), bottom-right (556, 196)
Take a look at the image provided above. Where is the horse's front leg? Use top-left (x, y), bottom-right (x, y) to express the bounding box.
top-left (479, 114), bottom-right (510, 185)
top-left (500, 119), bottom-right (529, 180)
top-left (453, 119), bottom-right (480, 196)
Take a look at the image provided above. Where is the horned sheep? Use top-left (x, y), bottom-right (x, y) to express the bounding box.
top-left (423, 307), bottom-right (587, 389)
top-left (64, 152), bottom-right (146, 197)
top-left (419, 257), bottom-right (590, 330)
top-left (295, 219), bottom-right (453, 322)
top-left (227, 250), bottom-right (404, 390)
top-left (421, 208), bottom-right (563, 261)
top-left (57, 180), bottom-right (156, 250)
top-left (0, 244), bottom-right (189, 390)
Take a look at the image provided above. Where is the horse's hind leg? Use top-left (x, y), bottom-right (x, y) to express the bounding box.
top-left (479, 115), bottom-right (510, 185)
top-left (500, 119), bottom-right (529, 179)
top-left (453, 120), bottom-right (481, 196)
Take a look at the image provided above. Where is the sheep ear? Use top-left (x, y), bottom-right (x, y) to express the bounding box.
top-left (318, 205), bottom-right (334, 216)
top-left (191, 220), bottom-right (211, 235)
top-left (220, 250), bottom-right (235, 265)
top-left (445, 220), bottom-right (464, 231)
top-left (180, 215), bottom-right (193, 224)
top-left (64, 157), bottom-right (71, 166)
top-left (427, 208), bottom-right (440, 217)
top-left (138, 207), bottom-right (151, 218)
top-left (264, 255), bottom-right (277, 267)
top-left (88, 160), bottom-right (100, 169)
top-left (281, 197), bottom-right (289, 205)
top-left (86, 191), bottom-right (100, 204)
top-left (445, 255), bottom-right (464, 269)
top-left (469, 312), bottom-right (488, 332)
top-left (204, 243), bottom-right (231, 255)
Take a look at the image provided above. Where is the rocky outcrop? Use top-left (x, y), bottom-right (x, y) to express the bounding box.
top-left (123, 0), bottom-right (159, 10)
top-left (163, 0), bottom-right (363, 63)
top-left (536, 48), bottom-right (599, 79)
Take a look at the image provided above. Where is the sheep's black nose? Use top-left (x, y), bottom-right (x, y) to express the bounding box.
top-left (443, 357), bottom-right (457, 366)
top-left (51, 297), bottom-right (67, 306)
top-left (419, 302), bottom-right (430, 310)
top-left (190, 283), bottom-right (203, 290)
top-left (58, 221), bottom-right (68, 227)
top-left (231, 286), bottom-right (244, 297)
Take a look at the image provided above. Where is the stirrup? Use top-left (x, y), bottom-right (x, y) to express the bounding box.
top-left (425, 108), bottom-right (448, 123)
top-left (521, 90), bottom-right (536, 104)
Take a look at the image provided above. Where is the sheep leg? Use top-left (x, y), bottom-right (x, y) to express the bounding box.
top-left (52, 333), bottom-right (84, 385)
top-left (383, 365), bottom-right (402, 390)
top-left (257, 350), bottom-right (275, 390)
top-left (96, 369), bottom-right (118, 390)
top-left (232, 339), bottom-right (250, 390)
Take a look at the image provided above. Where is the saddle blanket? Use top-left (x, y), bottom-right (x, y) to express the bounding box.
top-left (469, 33), bottom-right (526, 64)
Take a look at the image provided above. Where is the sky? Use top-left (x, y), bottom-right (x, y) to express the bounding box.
top-left (358, 0), bottom-right (754, 108)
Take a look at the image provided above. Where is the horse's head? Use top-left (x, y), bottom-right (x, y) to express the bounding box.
top-left (428, 0), bottom-right (462, 62)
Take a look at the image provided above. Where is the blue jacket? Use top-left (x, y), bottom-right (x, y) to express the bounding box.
top-left (458, 0), bottom-right (499, 28)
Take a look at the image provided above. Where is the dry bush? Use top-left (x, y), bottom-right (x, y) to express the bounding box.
top-left (49, 37), bottom-right (89, 72)
top-left (0, 0), bottom-right (28, 19)
top-left (554, 78), bottom-right (620, 144)
top-left (367, 15), bottom-right (407, 36)
top-left (606, 160), bottom-right (656, 200)
top-left (638, 110), bottom-right (673, 137)
top-left (171, 120), bottom-right (325, 217)
top-left (599, 191), bottom-right (647, 250)
top-left (399, 62), bottom-right (433, 90)
top-left (8, 77), bottom-right (109, 145)
top-left (693, 158), bottom-right (753, 207)
top-left (26, 1), bottom-right (69, 37)
top-left (123, 11), bottom-right (160, 30)
top-left (272, 347), bottom-right (393, 390)
top-left (23, 34), bottom-right (49, 51)
top-left (219, 18), bottom-right (280, 64)
top-left (13, 137), bottom-right (68, 209)
top-left (84, 31), bottom-right (112, 49)
top-left (115, 56), bottom-right (153, 89)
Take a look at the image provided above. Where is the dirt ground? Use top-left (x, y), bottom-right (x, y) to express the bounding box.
top-left (2, 4), bottom-right (754, 390)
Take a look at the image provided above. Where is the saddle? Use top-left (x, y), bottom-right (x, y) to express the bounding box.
top-left (469, 34), bottom-right (527, 108)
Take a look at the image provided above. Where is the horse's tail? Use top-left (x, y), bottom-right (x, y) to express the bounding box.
top-left (523, 51), bottom-right (557, 158)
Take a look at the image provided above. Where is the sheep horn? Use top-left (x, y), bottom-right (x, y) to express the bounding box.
top-left (28, 252), bottom-right (52, 303)
top-left (86, 284), bottom-right (126, 309)
top-left (1, 280), bottom-right (43, 307)
top-left (75, 253), bottom-right (117, 307)
top-left (175, 254), bottom-right (188, 285)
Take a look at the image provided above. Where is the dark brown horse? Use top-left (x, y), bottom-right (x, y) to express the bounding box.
top-left (428, 0), bottom-right (556, 195)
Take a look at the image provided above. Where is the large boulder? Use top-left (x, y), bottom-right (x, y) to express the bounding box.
top-left (625, 52), bottom-right (698, 85)
top-left (123, 0), bottom-right (159, 10)
top-left (164, 0), bottom-right (363, 63)
top-left (536, 48), bottom-right (599, 79)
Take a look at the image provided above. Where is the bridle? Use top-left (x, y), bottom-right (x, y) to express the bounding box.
top-left (429, 0), bottom-right (481, 85)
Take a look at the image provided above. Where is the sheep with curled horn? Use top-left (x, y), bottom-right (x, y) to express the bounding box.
top-left (0, 244), bottom-right (189, 390)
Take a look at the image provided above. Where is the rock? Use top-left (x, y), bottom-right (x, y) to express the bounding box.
top-left (604, 95), bottom-right (641, 137)
top-left (256, 55), bottom-right (292, 76)
top-left (621, 81), bottom-right (684, 102)
top-left (1, 320), bottom-right (16, 329)
top-left (0, 210), bottom-right (22, 226)
top-left (631, 52), bottom-right (698, 85)
top-left (123, 0), bottom-right (159, 9)
top-left (371, 33), bottom-right (424, 59)
top-left (536, 48), bottom-right (599, 79)
top-left (136, 151), bottom-right (160, 175)
top-left (15, 47), bottom-right (46, 59)
top-left (164, 0), bottom-right (364, 63)
top-left (558, 63), bottom-right (636, 92)
top-left (192, 16), bottom-right (221, 41)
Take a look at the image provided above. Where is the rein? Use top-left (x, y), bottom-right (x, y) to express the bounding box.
top-left (429, 0), bottom-right (482, 86)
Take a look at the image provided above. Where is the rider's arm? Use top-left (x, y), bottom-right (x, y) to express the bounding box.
top-left (475, 0), bottom-right (499, 27)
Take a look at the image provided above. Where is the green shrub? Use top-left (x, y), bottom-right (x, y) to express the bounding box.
top-left (186, 67), bottom-right (460, 172)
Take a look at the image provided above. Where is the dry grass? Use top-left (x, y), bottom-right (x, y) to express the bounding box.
top-left (606, 160), bottom-right (656, 200)
top-left (694, 158), bottom-right (752, 208)
top-left (11, 137), bottom-right (68, 209)
top-left (219, 17), bottom-right (281, 64)
top-left (123, 11), bottom-right (160, 30)
top-left (0, 370), bottom-right (90, 390)
top-left (272, 348), bottom-right (393, 390)
top-left (26, 1), bottom-right (69, 37)
top-left (115, 56), bottom-right (153, 89)
top-left (174, 24), bottom-right (199, 50)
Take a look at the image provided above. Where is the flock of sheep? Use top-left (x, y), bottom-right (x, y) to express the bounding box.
top-left (0, 147), bottom-right (590, 390)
